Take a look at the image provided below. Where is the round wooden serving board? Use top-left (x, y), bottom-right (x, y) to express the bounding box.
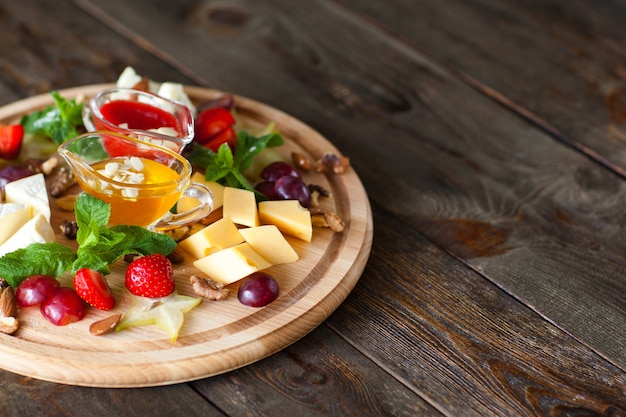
top-left (0, 84), bottom-right (373, 387)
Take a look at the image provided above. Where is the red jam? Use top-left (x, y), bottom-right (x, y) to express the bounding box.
top-left (98, 100), bottom-right (178, 131)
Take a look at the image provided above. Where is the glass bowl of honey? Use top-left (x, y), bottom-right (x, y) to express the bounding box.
top-left (58, 131), bottom-right (212, 230)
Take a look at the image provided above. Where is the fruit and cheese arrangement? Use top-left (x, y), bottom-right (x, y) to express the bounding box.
top-left (0, 68), bottom-right (350, 343)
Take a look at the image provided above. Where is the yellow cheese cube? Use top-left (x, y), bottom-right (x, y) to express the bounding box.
top-left (239, 225), bottom-right (299, 265)
top-left (193, 242), bottom-right (272, 284)
top-left (190, 172), bottom-right (225, 209)
top-left (177, 173), bottom-right (225, 213)
top-left (223, 187), bottom-right (259, 228)
top-left (178, 217), bottom-right (244, 259)
top-left (258, 200), bottom-right (312, 242)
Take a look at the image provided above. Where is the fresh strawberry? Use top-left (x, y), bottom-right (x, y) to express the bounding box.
top-left (73, 268), bottom-right (116, 311)
top-left (202, 127), bottom-right (237, 152)
top-left (0, 124), bottom-right (24, 160)
top-left (125, 254), bottom-right (175, 298)
top-left (194, 107), bottom-right (236, 147)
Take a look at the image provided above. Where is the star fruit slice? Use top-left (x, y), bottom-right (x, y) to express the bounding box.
top-left (116, 292), bottom-right (202, 342)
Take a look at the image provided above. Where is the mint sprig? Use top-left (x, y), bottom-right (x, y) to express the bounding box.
top-left (0, 194), bottom-right (176, 288)
top-left (20, 91), bottom-right (85, 145)
top-left (187, 130), bottom-right (283, 194)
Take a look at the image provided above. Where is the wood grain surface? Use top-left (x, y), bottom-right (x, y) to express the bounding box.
top-left (0, 0), bottom-right (624, 415)
top-left (76, 0), bottom-right (626, 371)
top-left (0, 84), bottom-right (373, 387)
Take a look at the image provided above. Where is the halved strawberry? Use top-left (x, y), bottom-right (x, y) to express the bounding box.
top-left (0, 124), bottom-right (24, 160)
top-left (125, 254), bottom-right (175, 298)
top-left (202, 127), bottom-right (237, 152)
top-left (194, 107), bottom-right (235, 145)
top-left (73, 268), bottom-right (116, 311)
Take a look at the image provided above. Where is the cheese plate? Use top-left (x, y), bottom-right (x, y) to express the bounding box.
top-left (0, 84), bottom-right (373, 387)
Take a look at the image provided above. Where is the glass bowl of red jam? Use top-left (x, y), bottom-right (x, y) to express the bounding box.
top-left (82, 87), bottom-right (194, 154)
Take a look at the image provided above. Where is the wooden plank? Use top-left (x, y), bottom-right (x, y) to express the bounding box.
top-left (74, 0), bottom-right (626, 369)
top-left (0, 370), bottom-right (223, 416)
top-left (335, 0), bottom-right (626, 174)
top-left (0, 0), bottom-right (197, 106)
top-left (327, 204), bottom-right (626, 415)
top-left (192, 324), bottom-right (442, 417)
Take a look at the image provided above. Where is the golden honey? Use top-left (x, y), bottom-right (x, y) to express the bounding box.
top-left (75, 157), bottom-right (186, 227)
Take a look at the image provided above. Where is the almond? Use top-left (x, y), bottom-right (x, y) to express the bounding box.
top-left (89, 313), bottom-right (122, 336)
top-left (0, 316), bottom-right (19, 335)
top-left (0, 287), bottom-right (17, 318)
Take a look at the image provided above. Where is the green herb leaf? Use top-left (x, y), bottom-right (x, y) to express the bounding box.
top-left (0, 194), bottom-right (177, 287)
top-left (186, 130), bottom-right (283, 196)
top-left (0, 243), bottom-right (77, 287)
top-left (20, 91), bottom-right (85, 145)
top-left (109, 225), bottom-right (177, 256)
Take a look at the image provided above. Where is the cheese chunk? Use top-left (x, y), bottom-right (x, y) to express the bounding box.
top-left (4, 173), bottom-right (51, 221)
top-left (178, 217), bottom-right (244, 259)
top-left (0, 203), bottom-right (32, 246)
top-left (190, 172), bottom-right (225, 209)
top-left (223, 187), bottom-right (259, 228)
top-left (157, 82), bottom-right (197, 115)
top-left (193, 243), bottom-right (272, 284)
top-left (0, 214), bottom-right (56, 257)
top-left (258, 200), bottom-right (312, 242)
top-left (239, 225), bottom-right (298, 265)
top-left (177, 172), bottom-right (225, 213)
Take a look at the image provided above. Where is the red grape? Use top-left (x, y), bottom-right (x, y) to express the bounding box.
top-left (16, 275), bottom-right (60, 307)
top-left (260, 161), bottom-right (302, 182)
top-left (274, 175), bottom-right (311, 208)
top-left (255, 180), bottom-right (278, 200)
top-left (237, 272), bottom-right (279, 307)
top-left (0, 166), bottom-right (32, 190)
top-left (40, 288), bottom-right (86, 326)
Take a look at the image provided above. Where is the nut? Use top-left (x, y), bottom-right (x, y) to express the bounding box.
top-left (291, 152), bottom-right (312, 172)
top-left (89, 313), bottom-right (122, 336)
top-left (314, 152), bottom-right (350, 174)
top-left (0, 316), bottom-right (19, 335)
top-left (60, 219), bottom-right (79, 240)
top-left (190, 275), bottom-right (229, 301)
top-left (50, 166), bottom-right (76, 198)
top-left (311, 210), bottom-right (345, 232)
top-left (0, 287), bottom-right (17, 318)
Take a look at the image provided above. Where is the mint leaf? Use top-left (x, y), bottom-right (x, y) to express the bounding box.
top-left (0, 243), bottom-right (77, 287)
top-left (109, 225), bottom-right (177, 256)
top-left (72, 251), bottom-right (110, 276)
top-left (73, 194), bottom-right (176, 273)
top-left (20, 91), bottom-right (84, 145)
top-left (0, 194), bottom-right (177, 286)
top-left (186, 130), bottom-right (283, 195)
top-left (234, 131), bottom-right (283, 172)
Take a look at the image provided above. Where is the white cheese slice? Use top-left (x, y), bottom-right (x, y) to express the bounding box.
top-left (157, 82), bottom-right (197, 115)
top-left (0, 203), bottom-right (32, 246)
top-left (116, 66), bottom-right (159, 93)
top-left (4, 173), bottom-right (51, 221)
top-left (0, 214), bottom-right (56, 257)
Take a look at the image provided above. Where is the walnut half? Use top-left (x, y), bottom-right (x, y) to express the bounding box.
top-left (190, 275), bottom-right (230, 301)
top-left (310, 209), bottom-right (345, 232)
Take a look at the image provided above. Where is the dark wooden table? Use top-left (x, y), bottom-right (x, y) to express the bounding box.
top-left (1, 1), bottom-right (625, 415)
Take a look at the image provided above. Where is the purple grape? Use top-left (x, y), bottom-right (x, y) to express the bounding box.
top-left (260, 161), bottom-right (302, 182)
top-left (237, 272), bottom-right (279, 307)
top-left (274, 175), bottom-right (311, 208)
top-left (255, 181), bottom-right (278, 200)
top-left (0, 165), bottom-right (32, 190)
